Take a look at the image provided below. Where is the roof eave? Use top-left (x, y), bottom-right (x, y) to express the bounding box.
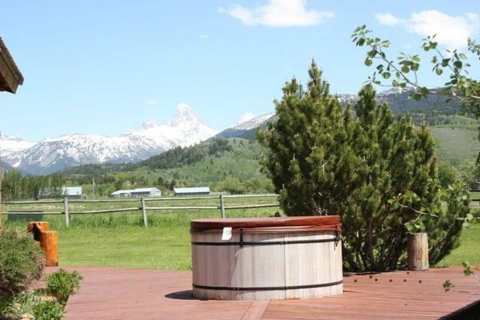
top-left (0, 37), bottom-right (24, 94)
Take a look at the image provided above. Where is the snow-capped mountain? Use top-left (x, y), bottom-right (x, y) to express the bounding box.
top-left (2, 104), bottom-right (217, 175)
top-left (233, 113), bottom-right (275, 130)
top-left (0, 132), bottom-right (35, 167)
top-left (216, 113), bottom-right (275, 139)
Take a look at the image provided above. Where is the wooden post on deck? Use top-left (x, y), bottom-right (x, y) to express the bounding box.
top-left (27, 221), bottom-right (58, 267)
top-left (40, 231), bottom-right (59, 267)
top-left (407, 232), bottom-right (429, 271)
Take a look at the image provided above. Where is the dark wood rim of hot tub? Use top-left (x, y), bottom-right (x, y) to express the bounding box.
top-left (191, 216), bottom-right (341, 232)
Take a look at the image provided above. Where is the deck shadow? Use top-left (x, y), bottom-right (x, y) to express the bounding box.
top-left (165, 290), bottom-right (197, 300)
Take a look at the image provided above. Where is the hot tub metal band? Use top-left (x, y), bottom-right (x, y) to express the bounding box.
top-left (192, 280), bottom-right (343, 292)
top-left (193, 228), bottom-right (341, 247)
top-left (191, 237), bottom-right (340, 247)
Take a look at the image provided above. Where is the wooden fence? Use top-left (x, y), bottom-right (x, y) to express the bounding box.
top-left (3, 194), bottom-right (280, 227)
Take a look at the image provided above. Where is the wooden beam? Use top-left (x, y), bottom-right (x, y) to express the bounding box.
top-left (0, 37), bottom-right (24, 93)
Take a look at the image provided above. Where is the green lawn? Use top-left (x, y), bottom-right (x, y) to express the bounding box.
top-left (57, 208), bottom-right (274, 270)
top-left (431, 126), bottom-right (480, 165)
top-left (438, 223), bottom-right (480, 267)
top-left (5, 209), bottom-right (479, 271)
top-left (59, 224), bottom-right (192, 270)
top-left (55, 220), bottom-right (480, 270)
top-left (5, 207), bottom-right (275, 271)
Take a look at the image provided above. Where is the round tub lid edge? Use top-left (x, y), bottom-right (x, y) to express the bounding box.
top-left (191, 215), bottom-right (341, 231)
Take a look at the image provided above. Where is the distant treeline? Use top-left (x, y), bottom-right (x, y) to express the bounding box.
top-left (141, 139), bottom-right (233, 170)
top-left (1, 170), bottom-right (64, 201)
top-left (408, 113), bottom-right (479, 127)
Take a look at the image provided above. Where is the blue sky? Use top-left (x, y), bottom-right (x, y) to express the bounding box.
top-left (1, 0), bottom-right (479, 140)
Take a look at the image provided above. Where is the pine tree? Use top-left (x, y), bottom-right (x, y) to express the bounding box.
top-left (259, 61), bottom-right (348, 215)
top-left (260, 62), bottom-right (470, 271)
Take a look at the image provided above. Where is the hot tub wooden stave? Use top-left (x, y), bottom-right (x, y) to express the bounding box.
top-left (191, 216), bottom-right (343, 300)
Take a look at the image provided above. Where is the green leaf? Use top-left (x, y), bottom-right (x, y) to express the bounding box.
top-left (443, 280), bottom-right (454, 292)
top-left (462, 261), bottom-right (474, 276)
top-left (368, 49), bottom-right (377, 58)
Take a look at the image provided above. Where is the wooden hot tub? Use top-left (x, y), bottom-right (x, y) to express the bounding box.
top-left (191, 216), bottom-right (343, 300)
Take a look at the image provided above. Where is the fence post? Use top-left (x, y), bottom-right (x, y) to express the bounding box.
top-left (64, 197), bottom-right (70, 228)
top-left (141, 197), bottom-right (148, 227)
top-left (220, 194), bottom-right (226, 218)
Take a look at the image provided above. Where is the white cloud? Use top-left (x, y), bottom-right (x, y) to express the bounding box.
top-left (376, 13), bottom-right (401, 26)
top-left (408, 11), bottom-right (479, 49)
top-left (220, 0), bottom-right (334, 27)
top-left (237, 112), bottom-right (256, 124)
top-left (375, 10), bottom-right (480, 49)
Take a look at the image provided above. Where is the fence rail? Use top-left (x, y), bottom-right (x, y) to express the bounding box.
top-left (3, 194), bottom-right (280, 227)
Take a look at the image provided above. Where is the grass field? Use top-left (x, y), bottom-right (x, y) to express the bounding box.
top-left (46, 219), bottom-right (480, 270)
top-left (438, 223), bottom-right (480, 267)
top-left (58, 217), bottom-right (193, 270)
top-left (6, 214), bottom-right (480, 271)
top-left (3, 195), bottom-right (479, 270)
top-left (4, 203), bottom-right (276, 270)
top-left (431, 126), bottom-right (480, 165)
top-left (57, 208), bottom-right (274, 270)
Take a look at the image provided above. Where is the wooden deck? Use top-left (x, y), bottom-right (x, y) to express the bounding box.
top-left (60, 267), bottom-right (480, 320)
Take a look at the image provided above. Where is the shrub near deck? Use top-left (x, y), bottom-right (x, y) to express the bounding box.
top-left (47, 269), bottom-right (82, 305)
top-left (0, 229), bottom-right (44, 298)
top-left (259, 64), bottom-right (470, 272)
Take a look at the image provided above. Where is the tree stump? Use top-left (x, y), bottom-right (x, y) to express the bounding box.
top-left (27, 222), bottom-right (58, 266)
top-left (40, 231), bottom-right (59, 267)
top-left (407, 232), bottom-right (429, 271)
top-left (27, 221), bottom-right (49, 241)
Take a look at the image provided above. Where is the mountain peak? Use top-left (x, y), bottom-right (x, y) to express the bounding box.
top-left (172, 103), bottom-right (200, 125)
top-left (0, 104), bottom-right (217, 174)
top-left (141, 120), bottom-right (158, 129)
top-left (234, 113), bottom-right (275, 130)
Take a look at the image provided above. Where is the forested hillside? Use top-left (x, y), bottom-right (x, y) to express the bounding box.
top-left (61, 138), bottom-right (272, 197)
top-left (3, 90), bottom-right (480, 200)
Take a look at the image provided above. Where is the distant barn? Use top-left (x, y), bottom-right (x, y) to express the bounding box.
top-left (62, 186), bottom-right (83, 199)
top-left (174, 187), bottom-right (210, 197)
top-left (111, 187), bottom-right (161, 198)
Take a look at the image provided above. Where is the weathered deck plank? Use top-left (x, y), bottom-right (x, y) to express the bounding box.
top-left (61, 267), bottom-right (480, 320)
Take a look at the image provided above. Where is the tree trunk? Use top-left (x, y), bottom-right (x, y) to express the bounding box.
top-left (407, 232), bottom-right (429, 271)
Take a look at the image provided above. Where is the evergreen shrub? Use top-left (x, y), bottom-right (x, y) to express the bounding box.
top-left (259, 62), bottom-right (470, 271)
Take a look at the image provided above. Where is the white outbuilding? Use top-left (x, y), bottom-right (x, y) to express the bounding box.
top-left (174, 187), bottom-right (210, 196)
top-left (111, 187), bottom-right (161, 198)
top-left (62, 186), bottom-right (83, 199)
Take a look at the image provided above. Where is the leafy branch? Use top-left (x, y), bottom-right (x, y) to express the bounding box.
top-left (352, 25), bottom-right (480, 105)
